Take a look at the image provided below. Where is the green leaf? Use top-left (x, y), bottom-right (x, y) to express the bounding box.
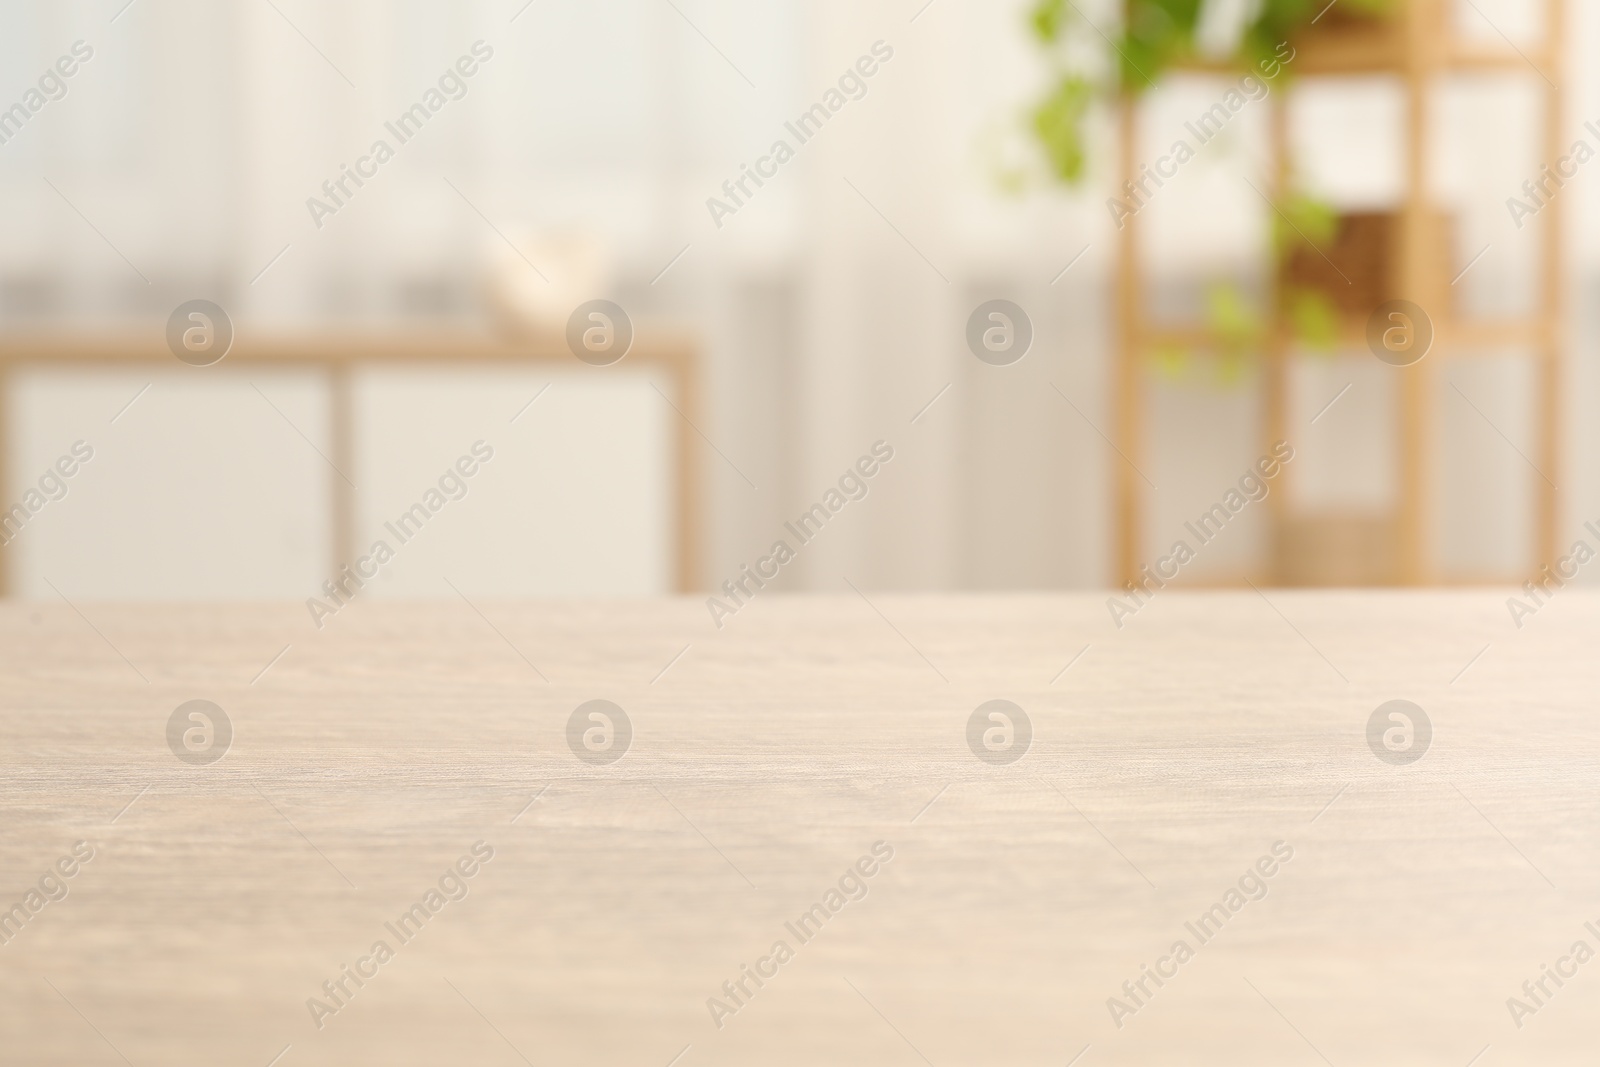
top-left (1288, 287), bottom-right (1340, 352)
top-left (1204, 282), bottom-right (1264, 377)
top-left (1029, 0), bottom-right (1068, 42)
top-left (1118, 0), bottom-right (1202, 93)
top-left (1152, 343), bottom-right (1189, 379)
top-left (1272, 191), bottom-right (1338, 257)
top-left (1031, 74), bottom-right (1094, 184)
top-left (1206, 282), bottom-right (1262, 347)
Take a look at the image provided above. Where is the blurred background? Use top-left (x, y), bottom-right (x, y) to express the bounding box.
top-left (0, 0), bottom-right (1593, 601)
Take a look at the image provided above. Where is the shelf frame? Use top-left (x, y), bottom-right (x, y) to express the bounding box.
top-left (1112, 0), bottom-right (1565, 588)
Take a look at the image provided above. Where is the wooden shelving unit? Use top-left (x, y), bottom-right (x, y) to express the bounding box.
top-left (1112, 0), bottom-right (1564, 587)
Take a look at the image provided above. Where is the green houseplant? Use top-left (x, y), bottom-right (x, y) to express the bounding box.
top-left (1024, 0), bottom-right (1392, 378)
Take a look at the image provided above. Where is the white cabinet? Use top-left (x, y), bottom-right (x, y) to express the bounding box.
top-left (5, 362), bottom-right (676, 600)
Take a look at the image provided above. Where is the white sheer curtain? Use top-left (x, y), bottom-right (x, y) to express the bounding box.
top-left (3, 0), bottom-right (1597, 592)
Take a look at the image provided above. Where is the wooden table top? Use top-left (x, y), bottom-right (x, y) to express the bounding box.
top-left (1, 592), bottom-right (1595, 1066)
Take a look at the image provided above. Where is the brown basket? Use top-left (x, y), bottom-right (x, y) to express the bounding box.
top-left (1287, 3), bottom-right (1404, 73)
top-left (1274, 513), bottom-right (1399, 586)
top-left (1281, 211), bottom-right (1395, 319)
top-left (1310, 3), bottom-right (1394, 32)
top-left (1281, 208), bottom-right (1452, 323)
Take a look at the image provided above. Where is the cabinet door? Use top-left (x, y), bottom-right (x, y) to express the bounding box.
top-left (351, 366), bottom-right (673, 597)
top-left (6, 368), bottom-right (329, 600)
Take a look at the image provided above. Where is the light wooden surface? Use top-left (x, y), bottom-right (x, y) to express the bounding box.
top-left (1, 592), bottom-right (1596, 1066)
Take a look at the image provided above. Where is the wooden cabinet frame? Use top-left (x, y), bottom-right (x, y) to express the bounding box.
top-left (0, 331), bottom-right (701, 596)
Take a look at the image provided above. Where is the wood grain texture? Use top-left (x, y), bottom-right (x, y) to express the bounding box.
top-left (1, 592), bottom-right (1596, 1066)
